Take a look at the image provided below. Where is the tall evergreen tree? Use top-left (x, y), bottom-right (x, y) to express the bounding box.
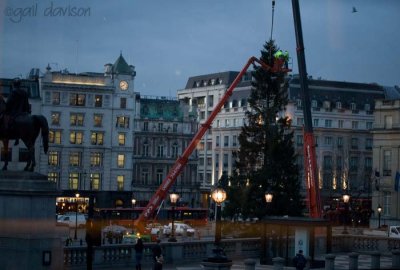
top-left (224, 40), bottom-right (305, 220)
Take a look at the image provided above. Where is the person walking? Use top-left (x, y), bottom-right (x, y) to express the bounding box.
top-left (292, 250), bottom-right (307, 270)
top-left (134, 238), bottom-right (144, 270)
top-left (152, 239), bottom-right (163, 270)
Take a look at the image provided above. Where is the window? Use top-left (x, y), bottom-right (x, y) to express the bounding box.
top-left (70, 131), bottom-right (83, 144)
top-left (325, 119), bottom-right (332, 128)
top-left (366, 138), bottom-right (372, 149)
top-left (52, 92), bottom-right (60, 105)
top-left (216, 136), bottom-right (220, 147)
top-left (158, 123), bottom-right (163, 132)
top-left (90, 152), bottom-right (103, 167)
top-left (350, 138), bottom-right (358, 149)
top-left (94, 95), bottom-right (102, 107)
top-left (383, 150), bottom-right (392, 176)
top-left (323, 156), bottom-right (332, 170)
top-left (216, 120), bottom-right (220, 128)
top-left (336, 101), bottom-right (342, 109)
top-left (118, 133), bottom-right (126, 146)
top-left (365, 104), bottom-right (371, 111)
top-left (296, 99), bottom-right (302, 108)
top-left (117, 154), bottom-right (125, 168)
top-left (337, 137), bottom-right (343, 148)
top-left (296, 135), bottom-right (303, 146)
top-left (350, 102), bottom-right (356, 111)
top-left (215, 154), bottom-right (219, 167)
top-left (70, 93), bottom-right (86, 106)
top-left (225, 119), bottom-right (230, 127)
top-left (384, 115), bottom-right (392, 129)
top-left (232, 135), bottom-right (237, 146)
top-left (173, 123), bottom-right (178, 132)
top-left (336, 156), bottom-right (342, 170)
top-left (157, 145), bottom-right (164, 157)
top-left (224, 136), bottom-right (229, 147)
top-left (311, 100), bottom-right (318, 108)
top-left (338, 120), bottom-right (344, 128)
top-left (116, 116), bottom-right (129, 128)
top-left (91, 132), bottom-right (104, 145)
top-left (69, 173), bottom-right (79, 190)
top-left (141, 168), bottom-right (149, 185)
top-left (156, 169), bottom-right (163, 185)
top-left (223, 154), bottom-right (229, 167)
top-left (200, 111), bottom-right (205, 120)
top-left (352, 121), bottom-right (358, 129)
top-left (51, 112), bottom-right (61, 125)
top-left (172, 143), bottom-right (179, 158)
top-left (143, 142), bottom-right (149, 157)
top-left (117, 175), bottom-right (124, 191)
top-left (366, 122), bottom-right (373, 129)
top-left (70, 113), bottom-right (84, 126)
top-left (49, 130), bottom-right (62, 144)
top-left (48, 172), bottom-right (59, 183)
top-left (297, 118), bottom-right (304, 126)
top-left (69, 152), bottom-right (82, 167)
top-left (93, 114), bottom-right (103, 127)
top-left (144, 122), bottom-right (149, 131)
top-left (313, 119), bottom-right (319, 127)
top-left (383, 192), bottom-right (391, 216)
top-left (120, 97), bottom-right (126, 109)
top-left (90, 173), bottom-right (101, 190)
top-left (324, 136), bottom-right (332, 146)
top-left (365, 157), bottom-right (372, 170)
top-left (207, 157), bottom-right (212, 166)
top-left (48, 151), bottom-right (59, 166)
top-left (350, 157), bottom-right (358, 172)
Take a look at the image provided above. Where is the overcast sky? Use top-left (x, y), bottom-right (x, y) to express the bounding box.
top-left (1, 0), bottom-right (399, 97)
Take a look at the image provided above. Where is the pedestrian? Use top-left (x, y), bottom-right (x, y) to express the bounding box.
top-left (134, 238), bottom-right (144, 270)
top-left (292, 249), bottom-right (307, 270)
top-left (152, 239), bottom-right (163, 270)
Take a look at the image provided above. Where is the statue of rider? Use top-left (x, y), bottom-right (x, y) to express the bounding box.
top-left (5, 78), bottom-right (31, 145)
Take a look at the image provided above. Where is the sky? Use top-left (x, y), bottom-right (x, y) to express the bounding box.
top-left (0, 0), bottom-right (399, 97)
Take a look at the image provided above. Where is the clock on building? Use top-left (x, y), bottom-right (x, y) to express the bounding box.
top-left (119, 80), bottom-right (129, 90)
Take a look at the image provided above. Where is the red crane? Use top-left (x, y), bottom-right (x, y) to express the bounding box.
top-left (134, 57), bottom-right (291, 232)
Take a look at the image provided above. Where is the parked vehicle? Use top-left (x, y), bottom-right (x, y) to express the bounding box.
top-left (388, 226), bottom-right (400, 238)
top-left (57, 213), bottom-right (86, 228)
top-left (163, 222), bottom-right (195, 236)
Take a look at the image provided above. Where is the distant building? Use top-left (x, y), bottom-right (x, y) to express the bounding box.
top-left (371, 85), bottom-right (400, 227)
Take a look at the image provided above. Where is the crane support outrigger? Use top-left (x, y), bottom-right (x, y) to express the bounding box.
top-left (134, 57), bottom-right (291, 232)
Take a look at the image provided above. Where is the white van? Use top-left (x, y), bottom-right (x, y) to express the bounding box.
top-left (57, 213), bottom-right (86, 228)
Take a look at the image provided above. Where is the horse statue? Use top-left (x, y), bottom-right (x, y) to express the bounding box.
top-left (0, 96), bottom-right (49, 171)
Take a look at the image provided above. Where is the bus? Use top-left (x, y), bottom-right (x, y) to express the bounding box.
top-left (94, 206), bottom-right (209, 229)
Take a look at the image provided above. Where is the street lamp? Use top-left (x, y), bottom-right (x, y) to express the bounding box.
top-left (342, 193), bottom-right (350, 234)
top-left (168, 192), bottom-right (179, 242)
top-left (74, 193), bottom-right (80, 240)
top-left (261, 191), bottom-right (274, 264)
top-left (377, 204), bottom-right (382, 229)
top-left (131, 198), bottom-right (136, 208)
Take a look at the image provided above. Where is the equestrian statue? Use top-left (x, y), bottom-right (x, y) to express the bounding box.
top-left (0, 78), bottom-right (49, 171)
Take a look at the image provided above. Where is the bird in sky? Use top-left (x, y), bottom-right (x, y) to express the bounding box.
top-left (352, 6), bottom-right (358, 13)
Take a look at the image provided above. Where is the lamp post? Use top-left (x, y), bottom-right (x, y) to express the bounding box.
top-left (131, 198), bottom-right (136, 208)
top-left (168, 192), bottom-right (179, 242)
top-left (74, 193), bottom-right (80, 240)
top-left (261, 191), bottom-right (273, 264)
top-left (377, 204), bottom-right (382, 229)
top-left (342, 193), bottom-right (350, 234)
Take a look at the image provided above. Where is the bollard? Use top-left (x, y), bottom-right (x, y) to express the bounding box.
top-left (272, 257), bottom-right (285, 270)
top-left (369, 251), bottom-right (380, 270)
top-left (325, 254), bottom-right (336, 270)
top-left (392, 249), bottom-right (400, 269)
top-left (349, 252), bottom-right (359, 270)
top-left (244, 258), bottom-right (256, 270)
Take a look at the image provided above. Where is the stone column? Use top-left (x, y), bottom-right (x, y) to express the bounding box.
top-left (272, 257), bottom-right (285, 270)
top-left (0, 171), bottom-right (65, 270)
top-left (392, 249), bottom-right (400, 270)
top-left (244, 258), bottom-right (256, 270)
top-left (325, 254), bottom-right (336, 270)
top-left (349, 252), bottom-right (359, 270)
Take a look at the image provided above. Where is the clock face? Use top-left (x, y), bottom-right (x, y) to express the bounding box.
top-left (119, 80), bottom-right (129, 90)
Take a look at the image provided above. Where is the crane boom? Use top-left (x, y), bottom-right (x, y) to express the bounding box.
top-left (134, 57), bottom-right (290, 231)
top-left (291, 0), bottom-right (322, 218)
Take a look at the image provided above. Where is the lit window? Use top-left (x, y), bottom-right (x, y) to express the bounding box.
top-left (51, 112), bottom-right (61, 125)
top-left (70, 131), bottom-right (83, 144)
top-left (48, 172), bottom-right (59, 183)
top-left (91, 132), bottom-right (104, 145)
top-left (116, 116), bottom-right (129, 128)
top-left (48, 151), bottom-right (59, 166)
top-left (69, 152), bottom-right (82, 167)
top-left (118, 133), bottom-right (126, 146)
top-left (90, 152), bottom-right (103, 167)
top-left (49, 130), bottom-right (62, 144)
top-left (69, 93), bottom-right (86, 106)
top-left (93, 114), bottom-right (103, 127)
top-left (117, 154), bottom-right (125, 168)
top-left (70, 113), bottom-right (84, 126)
top-left (69, 173), bottom-right (79, 190)
top-left (90, 173), bottom-right (101, 190)
top-left (117, 175), bottom-right (124, 191)
top-left (94, 95), bottom-right (102, 107)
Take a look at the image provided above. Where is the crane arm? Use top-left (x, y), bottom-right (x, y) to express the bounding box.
top-left (134, 56), bottom-right (290, 232)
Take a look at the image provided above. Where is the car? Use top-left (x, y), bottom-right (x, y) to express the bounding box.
top-left (57, 213), bottom-right (86, 228)
top-left (146, 223), bottom-right (164, 235)
top-left (163, 222), bottom-right (196, 236)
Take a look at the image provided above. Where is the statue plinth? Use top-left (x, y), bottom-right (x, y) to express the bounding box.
top-left (0, 171), bottom-right (66, 269)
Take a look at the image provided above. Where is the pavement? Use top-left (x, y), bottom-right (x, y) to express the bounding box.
top-left (98, 254), bottom-right (394, 270)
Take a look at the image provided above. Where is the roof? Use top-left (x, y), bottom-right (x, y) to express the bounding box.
top-left (112, 53), bottom-right (133, 75)
top-left (139, 97), bottom-right (184, 121)
top-left (185, 71), bottom-right (252, 89)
